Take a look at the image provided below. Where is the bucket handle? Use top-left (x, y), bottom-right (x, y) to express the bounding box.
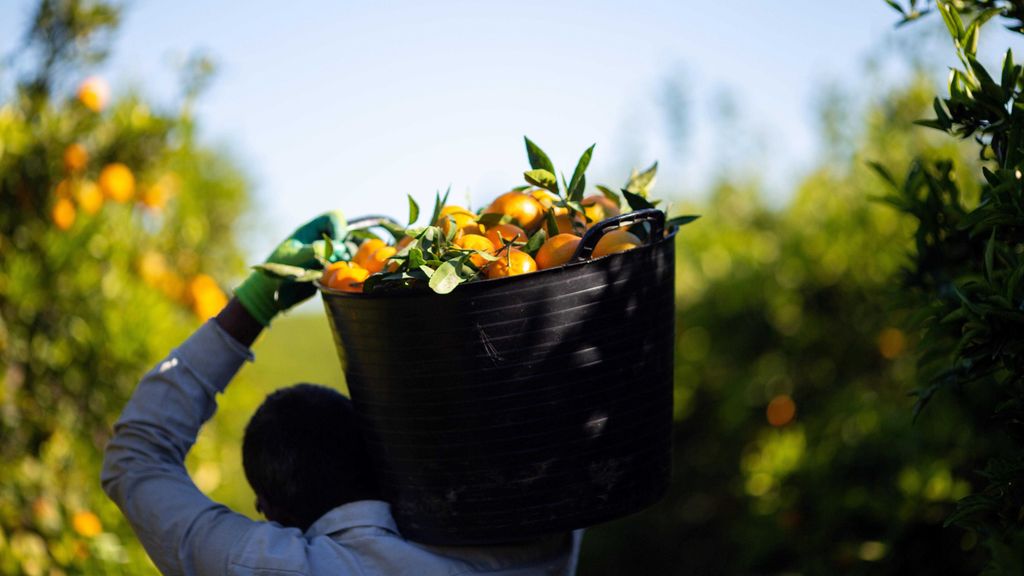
top-left (570, 208), bottom-right (665, 262)
top-left (347, 215), bottom-right (403, 230)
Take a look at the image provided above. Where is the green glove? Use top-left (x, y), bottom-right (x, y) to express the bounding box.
top-left (235, 211), bottom-right (346, 326)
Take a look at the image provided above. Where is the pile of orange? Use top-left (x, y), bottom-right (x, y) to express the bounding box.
top-left (319, 188), bottom-right (645, 294)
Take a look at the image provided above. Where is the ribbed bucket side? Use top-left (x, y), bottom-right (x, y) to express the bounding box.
top-left (321, 233), bottom-right (676, 544)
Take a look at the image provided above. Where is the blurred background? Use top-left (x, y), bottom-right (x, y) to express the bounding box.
top-left (0, 0), bottom-right (1020, 574)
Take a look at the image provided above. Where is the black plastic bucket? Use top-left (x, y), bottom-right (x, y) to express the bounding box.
top-left (320, 209), bottom-right (675, 544)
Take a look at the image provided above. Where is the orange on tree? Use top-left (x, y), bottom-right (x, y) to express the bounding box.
top-left (436, 205), bottom-right (481, 240)
top-left (99, 163), bottom-right (135, 202)
top-left (581, 195), bottom-right (620, 227)
top-left (189, 274), bottom-right (229, 320)
top-left (323, 261), bottom-right (369, 293)
top-left (535, 233), bottom-right (582, 270)
top-left (484, 191), bottom-right (545, 233)
top-left (71, 511), bottom-right (103, 538)
top-left (75, 180), bottom-right (103, 214)
top-left (485, 223), bottom-right (527, 248)
top-left (455, 234), bottom-right (496, 268)
top-left (52, 197), bottom-right (76, 230)
top-left (592, 229), bottom-right (641, 258)
top-left (63, 143), bottom-right (88, 173)
top-left (76, 76), bottom-right (110, 112)
top-left (484, 248), bottom-right (536, 279)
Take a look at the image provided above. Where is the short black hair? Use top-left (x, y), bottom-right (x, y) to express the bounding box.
top-left (242, 384), bottom-right (379, 530)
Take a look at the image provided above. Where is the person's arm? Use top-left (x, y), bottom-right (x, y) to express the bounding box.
top-left (102, 213), bottom-right (353, 575)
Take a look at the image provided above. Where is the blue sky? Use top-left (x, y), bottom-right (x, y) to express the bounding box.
top-left (0, 1), bottom-right (1005, 252)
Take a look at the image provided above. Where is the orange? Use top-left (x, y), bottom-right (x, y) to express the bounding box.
top-left (75, 180), bottom-right (104, 214)
top-left (555, 212), bottom-right (585, 235)
top-left (456, 234), bottom-right (496, 268)
top-left (395, 236), bottom-right (414, 251)
top-left (582, 195), bottom-right (620, 227)
top-left (72, 511), bottom-right (103, 538)
top-left (484, 191), bottom-right (545, 233)
top-left (323, 261), bottom-right (369, 293)
top-left (77, 76), bottom-right (110, 112)
top-left (485, 223), bottom-right (527, 248)
top-left (189, 274), bottom-right (228, 320)
top-left (98, 163), bottom-right (135, 202)
top-left (435, 205), bottom-right (481, 239)
top-left (63, 143), bottom-right (88, 173)
top-left (592, 229), bottom-right (641, 258)
top-left (535, 233), bottom-right (582, 270)
top-left (363, 245), bottom-right (397, 274)
top-left (52, 197), bottom-right (76, 230)
top-left (766, 395), bottom-right (796, 427)
top-left (530, 189), bottom-right (567, 214)
top-left (484, 248), bottom-right (537, 279)
top-left (353, 239), bottom-right (386, 269)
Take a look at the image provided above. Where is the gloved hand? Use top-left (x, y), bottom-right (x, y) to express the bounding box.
top-left (235, 211), bottom-right (346, 326)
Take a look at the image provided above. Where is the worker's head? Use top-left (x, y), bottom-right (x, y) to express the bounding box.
top-left (242, 383), bottom-right (379, 530)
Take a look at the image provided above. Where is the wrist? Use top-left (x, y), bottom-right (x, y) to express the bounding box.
top-left (215, 297), bottom-right (265, 347)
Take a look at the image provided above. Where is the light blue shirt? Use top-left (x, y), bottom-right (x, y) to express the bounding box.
top-left (102, 320), bottom-right (582, 575)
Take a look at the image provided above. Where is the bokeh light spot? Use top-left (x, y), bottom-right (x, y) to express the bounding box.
top-left (766, 395), bottom-right (796, 427)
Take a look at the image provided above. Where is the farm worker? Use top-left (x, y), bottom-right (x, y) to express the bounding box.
top-left (101, 212), bottom-right (582, 575)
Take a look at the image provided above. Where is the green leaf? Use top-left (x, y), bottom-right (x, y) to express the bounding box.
top-left (523, 229), bottom-right (547, 256)
top-left (255, 263), bottom-right (322, 282)
top-left (1001, 49), bottom-right (1016, 100)
top-left (984, 229), bottom-right (996, 281)
top-left (622, 188), bottom-right (656, 211)
top-left (408, 247), bottom-right (426, 269)
top-left (524, 169), bottom-right (559, 194)
top-left (429, 187), bottom-right (451, 226)
top-left (545, 208), bottom-right (560, 237)
top-left (428, 260), bottom-right (462, 294)
top-left (407, 194), bottom-right (420, 226)
top-left (321, 233), bottom-right (334, 261)
top-left (867, 161), bottom-right (898, 188)
top-left (884, 0), bottom-right (905, 15)
top-left (666, 215), bottom-right (701, 228)
top-left (595, 184), bottom-right (622, 208)
top-left (567, 144), bottom-right (595, 202)
top-left (626, 161), bottom-right (658, 196)
top-left (524, 136), bottom-right (556, 173)
top-left (938, 1), bottom-right (965, 41)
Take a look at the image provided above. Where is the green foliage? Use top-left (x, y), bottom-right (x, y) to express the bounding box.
top-left (0, 1), bottom-right (248, 573)
top-left (883, 1), bottom-right (1024, 571)
top-left (579, 75), bottom-right (986, 574)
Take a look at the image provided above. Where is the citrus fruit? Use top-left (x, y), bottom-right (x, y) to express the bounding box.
top-left (189, 274), bottom-right (228, 320)
top-left (456, 234), bottom-right (496, 268)
top-left (98, 163), bottom-right (135, 203)
top-left (555, 212), bottom-right (585, 235)
top-left (435, 205), bottom-right (481, 239)
top-left (75, 181), bottom-right (103, 214)
top-left (395, 236), bottom-right (414, 251)
top-left (484, 248), bottom-right (537, 279)
top-left (323, 261), bottom-right (369, 293)
top-left (52, 198), bottom-right (76, 230)
top-left (582, 195), bottom-right (620, 227)
top-left (535, 233), bottom-right (582, 270)
top-left (529, 189), bottom-right (567, 215)
top-left (353, 239), bottom-right (386, 269)
top-left (363, 245), bottom-right (397, 274)
top-left (592, 229), bottom-right (641, 258)
top-left (77, 76), bottom-right (110, 112)
top-left (484, 191), bottom-right (545, 233)
top-left (63, 143), bottom-right (88, 173)
top-left (485, 223), bottom-right (527, 248)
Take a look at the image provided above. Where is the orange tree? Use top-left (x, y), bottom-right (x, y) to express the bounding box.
top-left (578, 75), bottom-right (989, 574)
top-left (0, 1), bottom-right (248, 573)
top-left (881, 0), bottom-right (1024, 572)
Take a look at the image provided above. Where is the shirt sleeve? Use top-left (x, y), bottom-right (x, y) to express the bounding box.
top-left (100, 320), bottom-right (265, 575)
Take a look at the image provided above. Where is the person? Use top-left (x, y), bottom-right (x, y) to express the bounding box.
top-left (101, 212), bottom-right (582, 575)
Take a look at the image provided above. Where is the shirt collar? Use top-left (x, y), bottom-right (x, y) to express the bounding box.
top-left (305, 500), bottom-right (399, 539)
